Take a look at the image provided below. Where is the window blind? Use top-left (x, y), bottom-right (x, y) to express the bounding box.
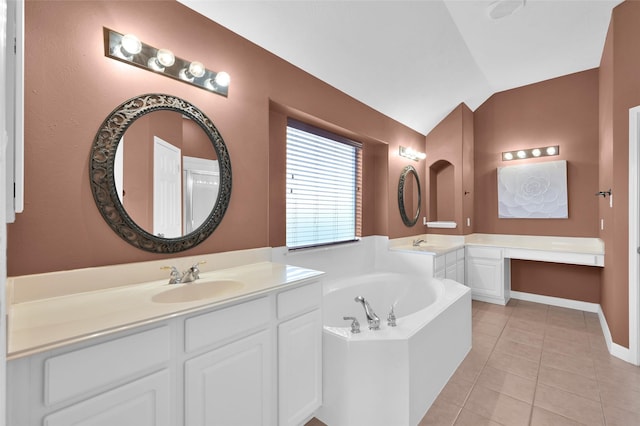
top-left (286, 121), bottom-right (362, 249)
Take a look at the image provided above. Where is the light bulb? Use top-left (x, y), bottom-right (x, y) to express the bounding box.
top-left (503, 152), bottom-right (514, 161)
top-left (120, 34), bottom-right (141, 56)
top-left (531, 148), bottom-right (541, 157)
top-left (188, 61), bottom-right (206, 78)
top-left (214, 71), bottom-right (230, 87)
top-left (148, 48), bottom-right (175, 71)
top-left (546, 146), bottom-right (557, 155)
top-left (180, 61), bottom-right (206, 82)
top-left (517, 150), bottom-right (527, 159)
top-left (156, 49), bottom-right (175, 67)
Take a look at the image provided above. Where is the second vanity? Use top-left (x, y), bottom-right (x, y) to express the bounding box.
top-left (390, 233), bottom-right (605, 305)
top-left (6, 249), bottom-right (324, 426)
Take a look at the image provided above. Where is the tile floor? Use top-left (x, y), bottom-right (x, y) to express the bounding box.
top-left (305, 299), bottom-right (640, 425)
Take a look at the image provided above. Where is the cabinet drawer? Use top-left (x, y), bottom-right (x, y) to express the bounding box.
top-left (44, 326), bottom-right (170, 406)
top-left (185, 297), bottom-right (270, 353)
top-left (44, 370), bottom-right (171, 426)
top-left (434, 255), bottom-right (445, 272)
top-left (466, 246), bottom-right (503, 260)
top-left (277, 281), bottom-right (321, 319)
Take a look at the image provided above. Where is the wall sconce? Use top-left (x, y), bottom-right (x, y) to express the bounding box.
top-left (502, 145), bottom-right (559, 161)
top-left (104, 28), bottom-right (230, 97)
top-left (399, 146), bottom-right (426, 161)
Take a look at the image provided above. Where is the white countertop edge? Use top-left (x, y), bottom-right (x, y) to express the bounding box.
top-left (7, 262), bottom-right (324, 360)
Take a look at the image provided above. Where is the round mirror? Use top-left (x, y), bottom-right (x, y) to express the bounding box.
top-left (89, 94), bottom-right (232, 253)
top-left (398, 165), bottom-right (421, 227)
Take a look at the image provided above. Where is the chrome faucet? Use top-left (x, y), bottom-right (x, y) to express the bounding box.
top-left (181, 261), bottom-right (206, 283)
top-left (161, 261), bottom-right (206, 284)
top-left (162, 266), bottom-right (182, 284)
top-left (412, 238), bottom-right (427, 247)
top-left (354, 296), bottom-right (380, 330)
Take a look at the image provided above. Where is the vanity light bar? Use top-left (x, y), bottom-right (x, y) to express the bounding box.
top-left (399, 146), bottom-right (426, 162)
top-left (502, 145), bottom-right (559, 161)
top-left (104, 28), bottom-right (230, 97)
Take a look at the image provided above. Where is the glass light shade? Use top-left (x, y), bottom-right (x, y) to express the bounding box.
top-left (517, 150), bottom-right (527, 159)
top-left (120, 34), bottom-right (142, 55)
top-left (531, 148), bottom-right (541, 157)
top-left (546, 146), bottom-right (557, 155)
top-left (156, 49), bottom-right (175, 67)
top-left (214, 71), bottom-right (230, 87)
top-left (188, 61), bottom-right (206, 78)
top-left (503, 152), bottom-right (514, 161)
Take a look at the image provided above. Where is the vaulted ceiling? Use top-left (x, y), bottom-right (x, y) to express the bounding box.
top-left (178, 0), bottom-right (622, 135)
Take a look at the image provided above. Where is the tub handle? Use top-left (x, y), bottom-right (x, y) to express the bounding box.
top-left (387, 305), bottom-right (397, 327)
top-left (343, 316), bottom-right (361, 334)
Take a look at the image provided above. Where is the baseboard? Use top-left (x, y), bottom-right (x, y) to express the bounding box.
top-left (597, 305), bottom-right (634, 364)
top-left (509, 291), bottom-right (634, 364)
top-left (510, 291), bottom-right (599, 313)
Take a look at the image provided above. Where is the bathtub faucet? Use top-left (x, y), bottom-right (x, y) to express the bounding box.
top-left (354, 296), bottom-right (380, 330)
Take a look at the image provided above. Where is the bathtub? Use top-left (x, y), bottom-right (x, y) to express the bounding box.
top-left (316, 272), bottom-right (471, 426)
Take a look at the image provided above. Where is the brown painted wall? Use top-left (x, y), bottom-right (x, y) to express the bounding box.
top-left (511, 260), bottom-right (601, 303)
top-left (8, 0), bottom-right (425, 276)
top-left (425, 104), bottom-right (473, 235)
top-left (598, 0), bottom-right (640, 348)
top-left (474, 69), bottom-right (600, 237)
top-left (473, 69), bottom-right (601, 308)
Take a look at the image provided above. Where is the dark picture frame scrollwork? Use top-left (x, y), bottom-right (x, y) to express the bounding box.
top-left (398, 165), bottom-right (422, 227)
top-left (89, 93), bottom-right (232, 253)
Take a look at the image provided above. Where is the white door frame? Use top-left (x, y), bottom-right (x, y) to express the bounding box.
top-left (1, 0), bottom-right (8, 422)
top-left (628, 106), bottom-right (640, 366)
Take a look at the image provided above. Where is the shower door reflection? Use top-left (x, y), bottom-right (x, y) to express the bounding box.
top-left (183, 156), bottom-right (219, 234)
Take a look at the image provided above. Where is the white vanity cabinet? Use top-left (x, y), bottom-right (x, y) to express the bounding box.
top-left (183, 296), bottom-right (274, 426)
top-left (434, 248), bottom-right (465, 284)
top-left (465, 246), bottom-right (510, 305)
top-left (8, 279), bottom-right (323, 426)
top-left (184, 329), bottom-right (273, 426)
top-left (277, 284), bottom-right (323, 426)
top-left (8, 325), bottom-right (174, 426)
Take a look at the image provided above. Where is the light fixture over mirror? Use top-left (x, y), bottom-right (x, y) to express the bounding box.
top-left (502, 145), bottom-right (559, 161)
top-left (105, 28), bottom-right (230, 97)
top-left (399, 146), bottom-right (426, 161)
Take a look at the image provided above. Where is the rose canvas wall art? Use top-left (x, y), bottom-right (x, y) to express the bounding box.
top-left (497, 160), bottom-right (568, 219)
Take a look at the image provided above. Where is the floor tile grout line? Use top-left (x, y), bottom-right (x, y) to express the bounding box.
top-left (451, 301), bottom-right (517, 426)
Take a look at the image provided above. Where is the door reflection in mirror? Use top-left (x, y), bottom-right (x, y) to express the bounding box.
top-left (112, 109), bottom-right (218, 237)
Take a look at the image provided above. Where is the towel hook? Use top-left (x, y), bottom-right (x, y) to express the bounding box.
top-left (595, 189), bottom-right (612, 198)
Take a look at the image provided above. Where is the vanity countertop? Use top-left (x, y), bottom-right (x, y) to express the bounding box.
top-left (6, 261), bottom-right (323, 360)
top-left (389, 233), bottom-right (604, 266)
top-left (389, 234), bottom-right (465, 255)
top-left (464, 233), bottom-right (604, 254)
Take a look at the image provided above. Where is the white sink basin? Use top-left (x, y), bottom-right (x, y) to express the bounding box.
top-left (152, 280), bottom-right (244, 303)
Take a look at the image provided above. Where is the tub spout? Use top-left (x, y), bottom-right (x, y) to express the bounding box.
top-left (354, 296), bottom-right (380, 330)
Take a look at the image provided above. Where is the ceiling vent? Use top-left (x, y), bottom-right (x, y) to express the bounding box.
top-left (487, 0), bottom-right (526, 20)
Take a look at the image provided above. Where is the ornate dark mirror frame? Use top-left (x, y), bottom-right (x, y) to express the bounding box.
top-left (89, 94), bottom-right (232, 253)
top-left (398, 165), bottom-right (422, 227)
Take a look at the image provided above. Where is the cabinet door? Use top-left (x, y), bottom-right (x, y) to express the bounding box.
top-left (278, 309), bottom-right (322, 426)
top-left (43, 370), bottom-right (171, 426)
top-left (185, 330), bottom-right (272, 426)
top-left (434, 254), bottom-right (445, 279)
top-left (445, 264), bottom-right (457, 281)
top-left (466, 257), bottom-right (503, 299)
top-left (456, 259), bottom-right (465, 285)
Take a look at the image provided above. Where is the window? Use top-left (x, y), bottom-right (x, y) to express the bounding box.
top-left (286, 120), bottom-right (362, 249)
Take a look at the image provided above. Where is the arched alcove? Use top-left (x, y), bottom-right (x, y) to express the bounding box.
top-left (429, 159), bottom-right (455, 222)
